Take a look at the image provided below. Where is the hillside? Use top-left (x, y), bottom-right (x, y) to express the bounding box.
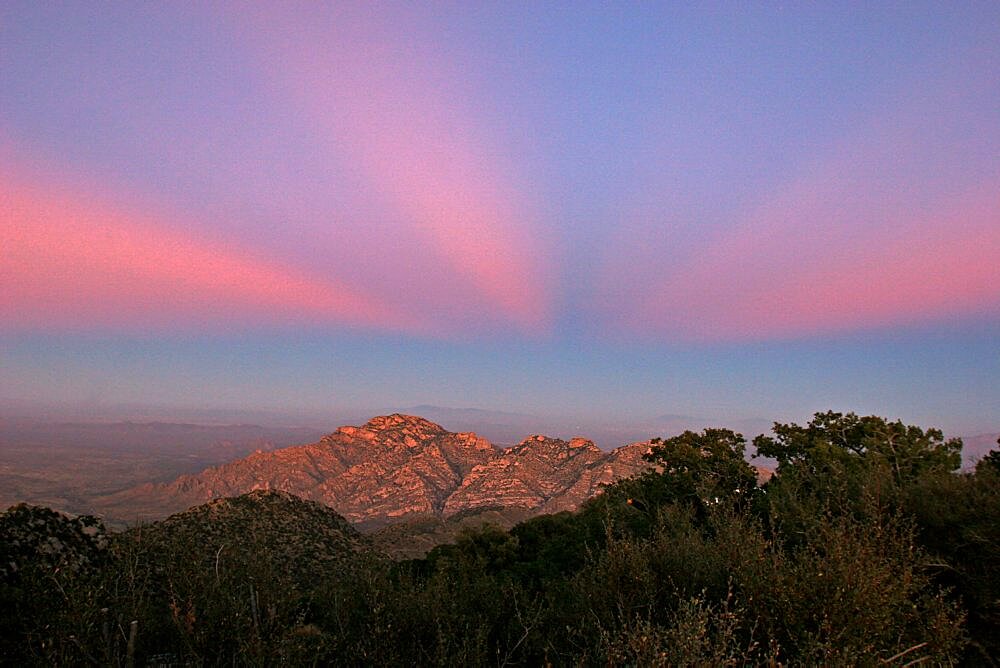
top-left (127, 489), bottom-right (370, 585)
top-left (94, 414), bottom-right (658, 527)
top-left (3, 412), bottom-right (992, 666)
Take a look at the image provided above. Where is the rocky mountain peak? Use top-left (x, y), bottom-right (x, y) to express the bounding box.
top-left (94, 416), bottom-right (655, 529)
top-left (330, 414), bottom-right (449, 447)
top-left (364, 413), bottom-right (445, 435)
top-left (518, 434), bottom-right (560, 449)
top-left (514, 435), bottom-right (600, 457)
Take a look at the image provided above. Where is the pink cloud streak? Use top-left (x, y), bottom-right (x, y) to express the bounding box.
top-left (634, 179), bottom-right (1000, 342)
top-left (598, 59), bottom-right (1000, 344)
top-left (0, 162), bottom-right (418, 334)
top-left (240, 8), bottom-right (552, 335)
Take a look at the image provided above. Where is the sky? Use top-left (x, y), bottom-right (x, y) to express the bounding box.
top-left (2, 3), bottom-right (998, 439)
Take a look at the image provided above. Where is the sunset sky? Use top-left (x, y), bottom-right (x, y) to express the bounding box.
top-left (2, 3), bottom-right (998, 437)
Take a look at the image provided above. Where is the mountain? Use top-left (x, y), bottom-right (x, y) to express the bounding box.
top-left (443, 436), bottom-right (651, 515)
top-left (402, 405), bottom-right (549, 445)
top-left (94, 414), bottom-right (655, 528)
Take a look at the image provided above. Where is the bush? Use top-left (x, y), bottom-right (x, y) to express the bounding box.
top-left (0, 412), bottom-right (984, 665)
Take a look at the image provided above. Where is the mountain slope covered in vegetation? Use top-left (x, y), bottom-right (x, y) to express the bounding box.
top-left (2, 413), bottom-right (997, 665)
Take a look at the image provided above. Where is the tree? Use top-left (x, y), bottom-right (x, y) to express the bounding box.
top-left (646, 428), bottom-right (758, 504)
top-left (754, 411), bottom-right (960, 487)
top-left (606, 429), bottom-right (758, 526)
top-left (753, 411), bottom-right (963, 539)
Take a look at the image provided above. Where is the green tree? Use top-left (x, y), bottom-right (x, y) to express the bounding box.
top-left (753, 412), bottom-right (962, 530)
top-left (754, 411), bottom-right (961, 485)
top-left (906, 464), bottom-right (1000, 663)
top-left (646, 428), bottom-right (758, 503)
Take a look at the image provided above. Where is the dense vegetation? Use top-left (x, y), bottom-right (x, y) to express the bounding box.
top-left (2, 412), bottom-right (998, 666)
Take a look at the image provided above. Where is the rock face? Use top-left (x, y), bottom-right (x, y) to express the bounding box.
top-left (95, 414), bottom-right (655, 527)
top-left (447, 435), bottom-right (612, 515)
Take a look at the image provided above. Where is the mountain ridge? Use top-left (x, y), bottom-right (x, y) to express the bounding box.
top-left (93, 414), bottom-right (656, 527)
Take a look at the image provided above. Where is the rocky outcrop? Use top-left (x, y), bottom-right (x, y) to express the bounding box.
top-left (446, 436), bottom-right (608, 514)
top-left (94, 414), bottom-right (658, 527)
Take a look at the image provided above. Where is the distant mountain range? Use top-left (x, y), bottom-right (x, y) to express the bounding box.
top-left (19, 412), bottom-right (990, 543)
top-left (94, 414), bottom-right (658, 528)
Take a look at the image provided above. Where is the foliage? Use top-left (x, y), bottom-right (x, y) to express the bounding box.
top-left (0, 412), bottom-right (993, 666)
top-left (644, 428), bottom-right (758, 507)
top-left (905, 464), bottom-right (1000, 663)
top-left (0, 504), bottom-right (109, 664)
top-left (755, 411), bottom-right (960, 485)
top-left (753, 412), bottom-right (962, 538)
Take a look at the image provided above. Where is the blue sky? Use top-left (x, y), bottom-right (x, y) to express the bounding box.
top-left (2, 3), bottom-right (998, 438)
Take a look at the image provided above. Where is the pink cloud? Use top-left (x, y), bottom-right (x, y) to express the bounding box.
top-left (0, 161), bottom-right (420, 334)
top-left (632, 177), bottom-right (1000, 342)
top-left (237, 7), bottom-right (553, 335)
top-left (599, 57), bottom-right (1000, 343)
